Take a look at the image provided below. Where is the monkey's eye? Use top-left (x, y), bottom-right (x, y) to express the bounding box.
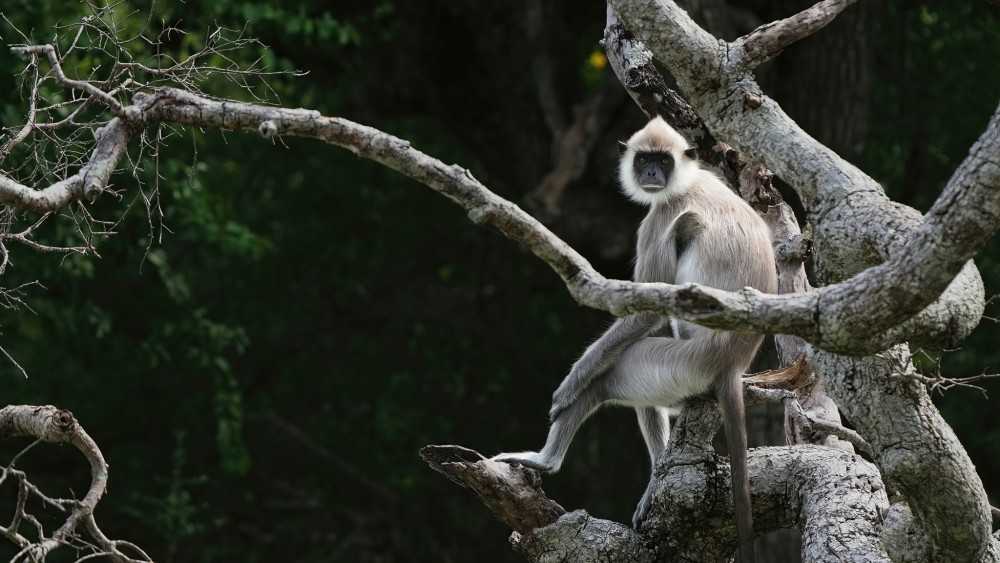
top-left (661, 157), bottom-right (670, 165)
top-left (636, 155), bottom-right (647, 164)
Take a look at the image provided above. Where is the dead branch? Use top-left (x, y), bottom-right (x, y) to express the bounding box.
top-left (9, 54), bottom-right (996, 356)
top-left (0, 405), bottom-right (149, 562)
top-left (419, 445), bottom-right (565, 534)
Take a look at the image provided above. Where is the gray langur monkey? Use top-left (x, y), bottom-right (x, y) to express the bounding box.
top-left (493, 117), bottom-right (776, 563)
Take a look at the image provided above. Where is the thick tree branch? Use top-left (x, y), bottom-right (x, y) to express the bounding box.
top-left (513, 510), bottom-right (653, 563)
top-left (422, 414), bottom-right (888, 563)
top-left (641, 397), bottom-right (887, 562)
top-left (812, 346), bottom-right (994, 562)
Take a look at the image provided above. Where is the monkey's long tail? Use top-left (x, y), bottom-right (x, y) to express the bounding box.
top-left (717, 370), bottom-right (756, 563)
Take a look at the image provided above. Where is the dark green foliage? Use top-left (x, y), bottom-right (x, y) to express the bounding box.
top-left (0, 1), bottom-right (997, 562)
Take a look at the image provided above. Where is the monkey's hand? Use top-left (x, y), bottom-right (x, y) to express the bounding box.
top-left (632, 478), bottom-right (657, 528)
top-left (549, 365), bottom-right (590, 421)
top-left (548, 380), bottom-right (579, 421)
top-left (491, 452), bottom-right (559, 473)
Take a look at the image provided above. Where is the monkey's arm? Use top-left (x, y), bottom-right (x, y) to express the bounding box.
top-left (549, 313), bottom-right (663, 420)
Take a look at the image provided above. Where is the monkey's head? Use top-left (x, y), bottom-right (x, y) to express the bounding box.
top-left (617, 117), bottom-right (699, 205)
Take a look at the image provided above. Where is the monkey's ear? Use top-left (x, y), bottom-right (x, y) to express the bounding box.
top-left (618, 141), bottom-right (629, 155)
top-left (684, 147), bottom-right (698, 160)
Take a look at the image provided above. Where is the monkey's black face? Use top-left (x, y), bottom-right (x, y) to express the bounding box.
top-left (632, 152), bottom-right (675, 192)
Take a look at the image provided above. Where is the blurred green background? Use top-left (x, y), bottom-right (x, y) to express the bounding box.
top-left (0, 1), bottom-right (997, 561)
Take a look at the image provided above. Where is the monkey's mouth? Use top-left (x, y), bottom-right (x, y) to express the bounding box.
top-left (639, 184), bottom-right (666, 192)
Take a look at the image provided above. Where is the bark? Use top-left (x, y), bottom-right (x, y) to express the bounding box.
top-left (812, 346), bottom-right (995, 562)
top-left (421, 420), bottom-right (889, 563)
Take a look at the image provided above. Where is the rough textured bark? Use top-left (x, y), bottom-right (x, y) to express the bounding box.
top-left (812, 346), bottom-right (994, 562)
top-left (608, 0), bottom-right (991, 355)
top-left (419, 392), bottom-right (888, 563)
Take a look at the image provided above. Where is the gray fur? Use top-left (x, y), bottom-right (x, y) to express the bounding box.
top-left (493, 118), bottom-right (776, 562)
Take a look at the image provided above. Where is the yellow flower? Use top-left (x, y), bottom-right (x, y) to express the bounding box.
top-left (588, 51), bottom-right (608, 71)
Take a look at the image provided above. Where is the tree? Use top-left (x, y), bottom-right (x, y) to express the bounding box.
top-left (0, 1), bottom-right (998, 562)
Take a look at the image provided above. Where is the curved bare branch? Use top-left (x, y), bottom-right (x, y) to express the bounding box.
top-left (0, 405), bottom-right (149, 562)
top-left (3, 58), bottom-right (994, 356)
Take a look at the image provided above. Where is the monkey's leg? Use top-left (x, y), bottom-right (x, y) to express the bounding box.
top-left (605, 336), bottom-right (715, 406)
top-left (633, 406), bottom-right (671, 527)
top-left (637, 406), bottom-right (671, 465)
top-left (493, 381), bottom-right (607, 473)
top-left (549, 313), bottom-right (662, 421)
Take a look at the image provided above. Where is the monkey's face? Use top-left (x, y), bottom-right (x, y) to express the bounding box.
top-left (618, 146), bottom-right (697, 206)
top-left (631, 151), bottom-right (675, 193)
top-left (617, 117), bottom-right (700, 206)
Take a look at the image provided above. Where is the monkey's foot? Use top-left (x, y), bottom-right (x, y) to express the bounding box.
top-left (491, 451), bottom-right (559, 473)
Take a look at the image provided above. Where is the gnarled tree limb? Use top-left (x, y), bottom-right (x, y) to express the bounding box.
top-left (0, 405), bottom-right (148, 562)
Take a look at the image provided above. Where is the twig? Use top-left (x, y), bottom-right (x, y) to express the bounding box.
top-left (11, 45), bottom-right (126, 114)
top-left (884, 349), bottom-right (1000, 396)
top-left (743, 383), bottom-right (874, 457)
top-left (784, 397), bottom-right (874, 458)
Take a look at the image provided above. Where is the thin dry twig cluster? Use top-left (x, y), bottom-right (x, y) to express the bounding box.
top-left (0, 0), bottom-right (296, 298)
top-left (881, 348), bottom-right (1000, 396)
top-left (0, 0), bottom-right (300, 373)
